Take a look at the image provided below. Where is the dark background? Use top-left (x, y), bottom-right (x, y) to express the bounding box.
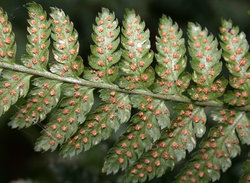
top-left (0, 0), bottom-right (250, 183)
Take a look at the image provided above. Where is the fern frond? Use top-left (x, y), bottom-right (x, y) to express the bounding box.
top-left (49, 7), bottom-right (83, 77)
top-left (8, 4), bottom-right (59, 128)
top-left (119, 9), bottom-right (154, 90)
top-left (220, 19), bottom-right (250, 107)
top-left (84, 8), bottom-right (121, 83)
top-left (9, 78), bottom-right (62, 128)
top-left (153, 15), bottom-right (190, 97)
top-left (187, 22), bottom-right (227, 103)
top-left (0, 71), bottom-right (31, 116)
top-left (0, 4), bottom-right (249, 183)
top-left (125, 104), bottom-right (206, 183)
top-left (21, 2), bottom-right (51, 70)
top-left (175, 109), bottom-right (250, 183)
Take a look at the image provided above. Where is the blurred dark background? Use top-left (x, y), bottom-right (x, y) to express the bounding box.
top-left (0, 0), bottom-right (250, 182)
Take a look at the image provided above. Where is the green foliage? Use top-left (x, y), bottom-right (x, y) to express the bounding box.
top-left (219, 19), bottom-right (250, 107)
top-left (118, 9), bottom-right (154, 90)
top-left (125, 104), bottom-right (206, 183)
top-left (22, 2), bottom-right (51, 70)
top-left (0, 71), bottom-right (31, 116)
top-left (60, 89), bottom-right (131, 157)
top-left (153, 15), bottom-right (190, 97)
top-left (187, 22), bottom-right (227, 103)
top-left (85, 8), bottom-right (121, 83)
top-left (175, 109), bottom-right (250, 183)
top-left (0, 2), bottom-right (249, 183)
top-left (103, 95), bottom-right (170, 174)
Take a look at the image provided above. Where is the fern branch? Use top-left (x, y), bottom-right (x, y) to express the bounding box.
top-left (1, 62), bottom-right (250, 111)
top-left (0, 4), bottom-right (249, 183)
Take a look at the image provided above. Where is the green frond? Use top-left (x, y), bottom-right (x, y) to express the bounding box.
top-left (50, 7), bottom-right (83, 77)
top-left (175, 109), bottom-right (250, 183)
top-left (119, 9), bottom-right (154, 90)
top-left (153, 15), bottom-right (190, 97)
top-left (21, 2), bottom-right (51, 70)
top-left (187, 22), bottom-right (227, 103)
top-left (220, 19), bottom-right (250, 107)
top-left (57, 9), bottom-right (131, 157)
top-left (85, 8), bottom-right (121, 83)
top-left (0, 4), bottom-right (249, 183)
top-left (125, 104), bottom-right (206, 183)
top-left (0, 71), bottom-right (31, 116)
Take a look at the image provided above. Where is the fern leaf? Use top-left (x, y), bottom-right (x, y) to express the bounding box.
top-left (175, 109), bottom-right (250, 183)
top-left (21, 2), bottom-right (51, 70)
top-left (49, 7), bottom-right (83, 77)
top-left (7, 4), bottom-right (56, 128)
top-left (84, 8), bottom-right (121, 83)
top-left (153, 15), bottom-right (190, 97)
top-left (187, 22), bottom-right (227, 103)
top-left (118, 9), bottom-right (154, 90)
top-left (0, 4), bottom-right (250, 183)
top-left (125, 104), bottom-right (206, 183)
top-left (219, 19), bottom-right (250, 106)
top-left (103, 95), bottom-right (170, 174)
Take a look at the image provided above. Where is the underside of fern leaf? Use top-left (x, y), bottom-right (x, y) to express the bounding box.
top-left (0, 3), bottom-right (249, 183)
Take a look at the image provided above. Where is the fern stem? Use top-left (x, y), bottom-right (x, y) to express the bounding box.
top-left (0, 62), bottom-right (249, 111)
